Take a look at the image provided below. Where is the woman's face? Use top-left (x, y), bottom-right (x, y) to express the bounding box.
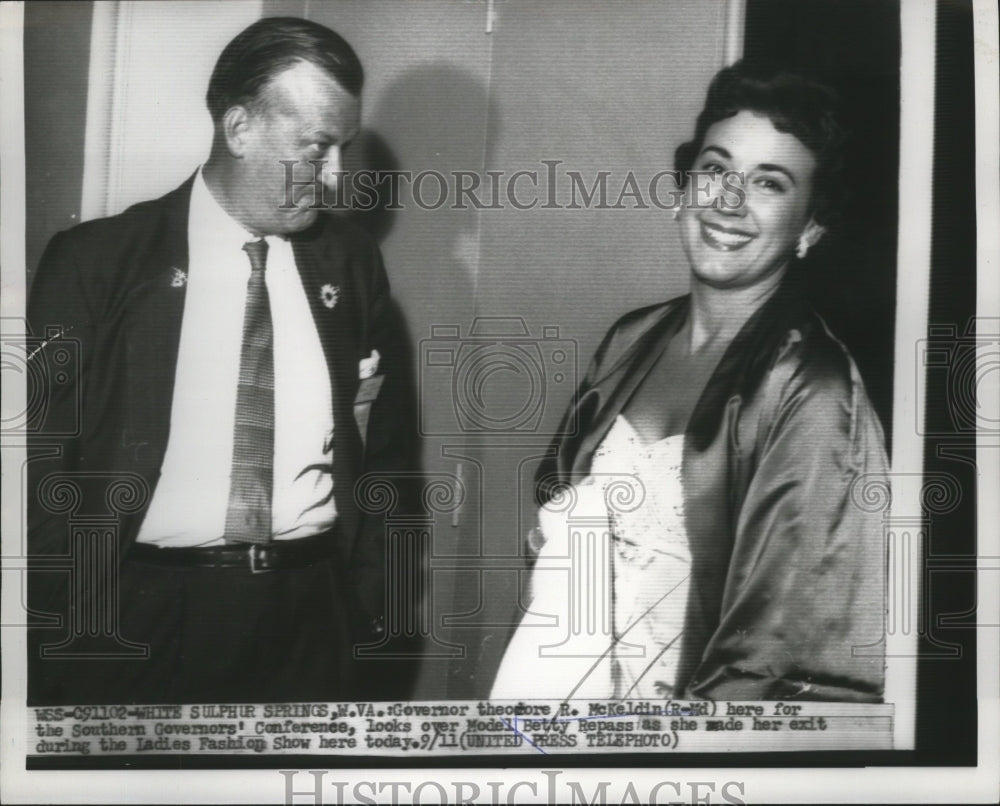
top-left (678, 109), bottom-right (823, 291)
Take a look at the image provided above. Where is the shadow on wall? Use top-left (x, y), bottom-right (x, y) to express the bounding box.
top-left (355, 60), bottom-right (499, 291)
top-left (342, 129), bottom-right (401, 245)
top-left (333, 62), bottom-right (502, 699)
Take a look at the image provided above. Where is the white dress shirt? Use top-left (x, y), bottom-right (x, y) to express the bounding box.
top-left (136, 169), bottom-right (336, 546)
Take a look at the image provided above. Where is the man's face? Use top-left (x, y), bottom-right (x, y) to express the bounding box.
top-left (233, 60), bottom-right (360, 235)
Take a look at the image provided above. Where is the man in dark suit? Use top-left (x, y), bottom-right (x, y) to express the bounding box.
top-left (26, 17), bottom-right (412, 704)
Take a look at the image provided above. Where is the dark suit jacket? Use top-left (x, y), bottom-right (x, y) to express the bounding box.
top-left (26, 176), bottom-right (409, 633)
top-left (536, 278), bottom-right (889, 702)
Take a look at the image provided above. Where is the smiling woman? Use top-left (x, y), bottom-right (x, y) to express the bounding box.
top-left (492, 61), bottom-right (890, 703)
top-left (680, 110), bottom-right (824, 292)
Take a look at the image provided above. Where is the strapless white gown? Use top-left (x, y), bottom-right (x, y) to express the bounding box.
top-left (491, 415), bottom-right (690, 700)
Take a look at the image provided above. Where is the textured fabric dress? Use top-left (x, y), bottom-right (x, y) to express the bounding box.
top-left (491, 416), bottom-right (691, 700)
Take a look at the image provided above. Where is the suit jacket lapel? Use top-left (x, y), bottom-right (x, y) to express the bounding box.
top-left (121, 178), bottom-right (192, 473)
top-left (290, 226), bottom-right (358, 409)
top-left (291, 224), bottom-right (363, 548)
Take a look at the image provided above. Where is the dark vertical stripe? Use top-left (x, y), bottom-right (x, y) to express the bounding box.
top-left (918, 0), bottom-right (978, 766)
top-left (743, 0), bottom-right (901, 446)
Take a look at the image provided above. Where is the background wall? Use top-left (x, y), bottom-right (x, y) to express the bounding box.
top-left (82, 0), bottom-right (263, 219)
top-left (25, 0), bottom-right (262, 283)
top-left (24, 0), bottom-right (93, 280)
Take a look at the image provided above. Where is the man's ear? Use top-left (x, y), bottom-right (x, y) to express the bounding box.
top-left (221, 105), bottom-right (252, 158)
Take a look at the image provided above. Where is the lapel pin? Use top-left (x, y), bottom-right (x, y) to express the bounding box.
top-left (320, 283), bottom-right (340, 309)
top-left (170, 267), bottom-right (188, 287)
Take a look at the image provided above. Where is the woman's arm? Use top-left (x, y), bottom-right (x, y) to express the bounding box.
top-left (687, 343), bottom-right (889, 702)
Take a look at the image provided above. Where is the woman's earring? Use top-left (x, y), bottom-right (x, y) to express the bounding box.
top-left (796, 235), bottom-right (810, 259)
top-left (670, 206), bottom-right (680, 221)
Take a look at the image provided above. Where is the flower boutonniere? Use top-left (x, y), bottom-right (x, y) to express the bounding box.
top-left (170, 267), bottom-right (188, 287)
top-left (320, 283), bottom-right (340, 309)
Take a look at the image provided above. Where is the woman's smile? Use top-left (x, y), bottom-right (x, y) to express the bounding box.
top-left (699, 218), bottom-right (756, 251)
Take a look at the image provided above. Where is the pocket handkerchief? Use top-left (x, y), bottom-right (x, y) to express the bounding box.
top-left (359, 349), bottom-right (381, 379)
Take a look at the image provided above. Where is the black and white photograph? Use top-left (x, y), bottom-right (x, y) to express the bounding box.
top-left (1, 0), bottom-right (996, 803)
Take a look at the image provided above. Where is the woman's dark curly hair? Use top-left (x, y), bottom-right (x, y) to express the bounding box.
top-left (674, 61), bottom-right (848, 227)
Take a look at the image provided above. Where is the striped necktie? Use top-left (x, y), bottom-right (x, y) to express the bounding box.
top-left (223, 238), bottom-right (273, 544)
